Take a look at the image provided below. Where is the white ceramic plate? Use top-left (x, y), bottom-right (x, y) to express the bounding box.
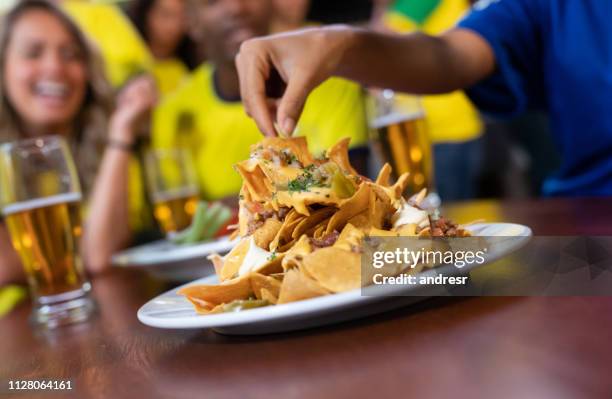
top-left (112, 236), bottom-right (238, 281)
top-left (137, 223), bottom-right (532, 334)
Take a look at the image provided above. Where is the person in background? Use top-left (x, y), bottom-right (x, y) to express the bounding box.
top-left (152, 0), bottom-right (369, 201)
top-left (59, 0), bottom-right (153, 88)
top-left (0, 0), bottom-right (156, 285)
top-left (270, 0), bottom-right (310, 33)
top-left (128, 0), bottom-right (200, 96)
top-left (371, 0), bottom-right (483, 201)
top-left (237, 0), bottom-right (612, 197)
top-left (51, 1), bottom-right (162, 239)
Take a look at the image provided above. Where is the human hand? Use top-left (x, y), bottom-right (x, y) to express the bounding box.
top-left (109, 75), bottom-right (158, 144)
top-left (236, 26), bottom-right (357, 137)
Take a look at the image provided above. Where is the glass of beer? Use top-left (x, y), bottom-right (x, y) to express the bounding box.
top-left (0, 136), bottom-right (94, 328)
top-left (368, 89), bottom-right (440, 208)
top-left (145, 148), bottom-right (199, 235)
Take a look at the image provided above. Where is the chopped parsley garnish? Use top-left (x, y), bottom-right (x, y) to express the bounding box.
top-left (287, 165), bottom-right (326, 192)
top-left (267, 251), bottom-right (277, 261)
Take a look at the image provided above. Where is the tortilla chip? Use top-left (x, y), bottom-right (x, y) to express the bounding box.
top-left (237, 198), bottom-right (251, 237)
top-left (375, 163), bottom-right (392, 187)
top-left (219, 238), bottom-right (250, 281)
top-left (410, 188), bottom-right (427, 207)
top-left (334, 223), bottom-right (365, 252)
top-left (278, 239), bottom-right (298, 253)
top-left (235, 161), bottom-right (274, 201)
top-left (270, 211), bottom-right (305, 251)
top-left (292, 207), bottom-right (335, 239)
top-left (250, 273), bottom-right (282, 301)
top-left (260, 288), bottom-right (279, 305)
top-left (255, 253), bottom-right (285, 275)
top-left (346, 211), bottom-right (370, 229)
top-left (282, 235), bottom-right (312, 270)
top-left (208, 253), bottom-right (224, 279)
top-left (418, 227), bottom-right (431, 237)
top-left (301, 247), bottom-right (362, 292)
top-left (326, 183), bottom-right (370, 234)
top-left (277, 268), bottom-right (330, 304)
top-left (253, 218), bottom-right (283, 250)
top-left (391, 172), bottom-right (411, 199)
top-left (312, 222), bottom-right (329, 239)
top-left (258, 136), bottom-right (314, 166)
top-left (368, 186), bottom-right (394, 229)
top-left (179, 275), bottom-right (252, 308)
top-left (326, 138), bottom-right (358, 176)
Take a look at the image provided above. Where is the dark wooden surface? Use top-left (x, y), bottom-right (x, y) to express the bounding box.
top-left (2, 198), bottom-right (612, 399)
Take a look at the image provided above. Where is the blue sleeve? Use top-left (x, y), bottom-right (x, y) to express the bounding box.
top-left (457, 0), bottom-right (547, 118)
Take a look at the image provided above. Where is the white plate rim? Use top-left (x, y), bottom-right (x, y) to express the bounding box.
top-left (137, 222), bottom-right (532, 329)
top-left (112, 235), bottom-right (238, 267)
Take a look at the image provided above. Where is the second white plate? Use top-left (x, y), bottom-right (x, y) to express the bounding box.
top-left (112, 236), bottom-right (238, 281)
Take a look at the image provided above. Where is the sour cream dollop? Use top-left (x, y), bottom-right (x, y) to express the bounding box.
top-left (238, 237), bottom-right (273, 276)
top-left (392, 201), bottom-right (430, 229)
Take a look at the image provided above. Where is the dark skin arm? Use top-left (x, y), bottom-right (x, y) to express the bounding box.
top-left (235, 26), bottom-right (495, 137)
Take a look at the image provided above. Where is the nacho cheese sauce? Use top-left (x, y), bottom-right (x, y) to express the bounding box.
top-left (238, 237), bottom-right (273, 277)
top-left (392, 202), bottom-right (430, 229)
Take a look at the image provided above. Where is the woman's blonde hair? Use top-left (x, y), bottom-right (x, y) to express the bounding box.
top-left (0, 0), bottom-right (114, 193)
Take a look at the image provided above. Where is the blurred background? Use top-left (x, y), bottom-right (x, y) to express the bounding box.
top-left (0, 0), bottom-right (562, 203)
top-left (0, 0), bottom-right (563, 292)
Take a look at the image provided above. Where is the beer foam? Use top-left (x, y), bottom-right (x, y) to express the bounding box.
top-left (370, 112), bottom-right (425, 129)
top-left (2, 192), bottom-right (82, 216)
top-left (153, 187), bottom-right (199, 203)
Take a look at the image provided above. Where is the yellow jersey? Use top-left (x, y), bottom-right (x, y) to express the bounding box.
top-left (152, 58), bottom-right (190, 97)
top-left (152, 63), bottom-right (368, 200)
top-left (62, 1), bottom-right (153, 87)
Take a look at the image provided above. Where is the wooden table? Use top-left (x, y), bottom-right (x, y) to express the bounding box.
top-left (1, 198), bottom-right (612, 399)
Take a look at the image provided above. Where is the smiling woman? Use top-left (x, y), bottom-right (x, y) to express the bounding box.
top-left (0, 0), bottom-right (157, 286)
top-left (0, 0), bottom-right (111, 191)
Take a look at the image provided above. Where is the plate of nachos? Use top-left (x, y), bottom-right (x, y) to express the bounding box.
top-left (138, 137), bottom-right (531, 334)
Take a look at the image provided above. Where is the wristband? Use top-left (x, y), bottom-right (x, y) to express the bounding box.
top-left (106, 138), bottom-right (135, 152)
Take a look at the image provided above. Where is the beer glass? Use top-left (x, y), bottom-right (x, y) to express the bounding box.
top-left (369, 90), bottom-right (440, 208)
top-left (0, 136), bottom-right (94, 328)
top-left (145, 148), bottom-right (199, 235)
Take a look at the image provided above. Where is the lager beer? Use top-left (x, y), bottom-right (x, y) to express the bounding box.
top-left (152, 188), bottom-right (199, 234)
top-left (3, 192), bottom-right (87, 298)
top-left (145, 148), bottom-right (199, 235)
top-left (372, 112), bottom-right (434, 195)
top-left (0, 135), bottom-right (94, 327)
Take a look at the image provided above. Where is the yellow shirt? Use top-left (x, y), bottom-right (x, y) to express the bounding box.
top-left (62, 1), bottom-right (153, 87)
top-left (0, 285), bottom-right (26, 318)
top-left (384, 0), bottom-right (483, 143)
top-left (152, 63), bottom-right (368, 200)
top-left (152, 58), bottom-right (190, 97)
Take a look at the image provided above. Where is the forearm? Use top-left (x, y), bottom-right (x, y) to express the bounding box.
top-left (335, 27), bottom-right (495, 94)
top-left (83, 146), bottom-right (132, 273)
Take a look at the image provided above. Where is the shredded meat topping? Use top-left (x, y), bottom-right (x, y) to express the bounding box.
top-left (310, 231), bottom-right (340, 249)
